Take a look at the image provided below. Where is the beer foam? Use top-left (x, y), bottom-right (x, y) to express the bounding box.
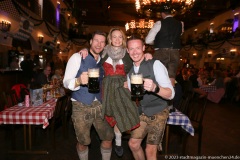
top-left (88, 70), bottom-right (99, 77)
top-left (131, 76), bottom-right (143, 84)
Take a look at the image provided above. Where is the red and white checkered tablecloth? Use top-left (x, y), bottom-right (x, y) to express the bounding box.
top-left (0, 98), bottom-right (57, 129)
top-left (200, 85), bottom-right (217, 92)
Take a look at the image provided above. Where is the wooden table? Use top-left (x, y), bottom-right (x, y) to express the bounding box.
top-left (164, 110), bottom-right (194, 154)
top-left (0, 98), bottom-right (57, 154)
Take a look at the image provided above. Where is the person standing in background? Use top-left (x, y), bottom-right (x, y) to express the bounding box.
top-left (20, 54), bottom-right (34, 87)
top-left (10, 56), bottom-right (19, 70)
top-left (145, 3), bottom-right (183, 86)
top-left (33, 55), bottom-right (41, 72)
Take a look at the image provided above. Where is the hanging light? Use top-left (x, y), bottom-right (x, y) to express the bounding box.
top-left (135, 0), bottom-right (195, 17)
top-left (125, 19), bottom-right (154, 39)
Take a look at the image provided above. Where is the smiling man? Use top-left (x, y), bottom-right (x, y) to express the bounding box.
top-left (63, 30), bottom-right (114, 160)
top-left (126, 35), bottom-right (175, 160)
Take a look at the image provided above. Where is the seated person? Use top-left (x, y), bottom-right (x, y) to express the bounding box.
top-left (207, 70), bottom-right (225, 103)
top-left (51, 68), bottom-right (63, 83)
top-left (10, 56), bottom-right (19, 70)
top-left (197, 72), bottom-right (207, 87)
top-left (236, 70), bottom-right (240, 78)
top-left (188, 69), bottom-right (207, 98)
top-left (51, 68), bottom-right (65, 96)
top-left (31, 66), bottom-right (51, 88)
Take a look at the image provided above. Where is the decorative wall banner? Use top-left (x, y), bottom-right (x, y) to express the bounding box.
top-left (13, 16), bottom-right (34, 41)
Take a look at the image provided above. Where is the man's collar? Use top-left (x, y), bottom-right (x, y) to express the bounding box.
top-left (164, 15), bottom-right (173, 19)
top-left (133, 58), bottom-right (145, 67)
top-left (89, 51), bottom-right (101, 62)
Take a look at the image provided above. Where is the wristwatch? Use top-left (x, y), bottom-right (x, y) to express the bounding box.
top-left (75, 78), bottom-right (81, 86)
top-left (154, 85), bottom-right (160, 93)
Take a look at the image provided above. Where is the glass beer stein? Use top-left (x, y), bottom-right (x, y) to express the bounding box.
top-left (131, 73), bottom-right (144, 99)
top-left (88, 68), bottom-right (100, 93)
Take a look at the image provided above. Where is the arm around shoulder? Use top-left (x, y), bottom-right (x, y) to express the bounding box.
top-left (63, 53), bottom-right (82, 90)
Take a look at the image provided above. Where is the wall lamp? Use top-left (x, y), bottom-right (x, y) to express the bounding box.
top-left (56, 41), bottom-right (60, 49)
top-left (67, 13), bottom-right (70, 20)
top-left (193, 53), bottom-right (197, 56)
top-left (38, 35), bottom-right (44, 43)
top-left (192, 53), bottom-right (197, 59)
top-left (194, 28), bottom-right (198, 34)
top-left (230, 49), bottom-right (236, 56)
top-left (0, 20), bottom-right (11, 32)
top-left (208, 51), bottom-right (212, 58)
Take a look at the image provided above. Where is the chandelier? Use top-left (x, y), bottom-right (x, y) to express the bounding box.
top-left (125, 19), bottom-right (154, 39)
top-left (125, 0), bottom-right (194, 39)
top-left (135, 0), bottom-right (195, 18)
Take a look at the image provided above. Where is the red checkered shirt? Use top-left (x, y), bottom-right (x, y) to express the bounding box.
top-left (200, 85), bottom-right (217, 92)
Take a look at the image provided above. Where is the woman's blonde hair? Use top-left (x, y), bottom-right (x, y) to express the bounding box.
top-left (107, 28), bottom-right (127, 48)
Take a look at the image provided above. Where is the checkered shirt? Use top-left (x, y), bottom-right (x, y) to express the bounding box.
top-left (200, 85), bottom-right (217, 92)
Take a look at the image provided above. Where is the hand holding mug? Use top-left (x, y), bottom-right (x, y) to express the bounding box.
top-left (143, 78), bottom-right (156, 92)
top-left (78, 72), bottom-right (88, 85)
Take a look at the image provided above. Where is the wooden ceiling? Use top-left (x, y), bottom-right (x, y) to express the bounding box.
top-left (73, 0), bottom-right (240, 30)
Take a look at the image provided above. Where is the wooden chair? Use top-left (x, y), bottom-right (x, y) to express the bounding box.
top-left (181, 96), bottom-right (208, 155)
top-left (63, 95), bottom-right (72, 138)
top-left (47, 95), bottom-right (68, 148)
top-left (167, 91), bottom-right (194, 155)
top-left (1, 90), bottom-right (19, 149)
top-left (2, 90), bottom-right (18, 108)
top-left (11, 84), bottom-right (29, 103)
top-left (181, 80), bottom-right (193, 97)
top-left (176, 91), bottom-right (194, 114)
top-left (32, 96), bottom-right (68, 148)
top-left (175, 80), bottom-right (194, 112)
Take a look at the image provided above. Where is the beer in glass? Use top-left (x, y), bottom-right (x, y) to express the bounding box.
top-left (88, 68), bottom-right (100, 93)
top-left (131, 73), bottom-right (144, 99)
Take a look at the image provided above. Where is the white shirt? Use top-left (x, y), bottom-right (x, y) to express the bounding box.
top-left (105, 57), bottom-right (123, 65)
top-left (236, 71), bottom-right (240, 78)
top-left (127, 60), bottom-right (175, 100)
top-left (145, 15), bottom-right (173, 45)
top-left (197, 77), bottom-right (204, 87)
top-left (63, 52), bottom-right (101, 91)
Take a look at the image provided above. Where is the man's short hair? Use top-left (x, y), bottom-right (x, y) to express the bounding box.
top-left (92, 30), bottom-right (107, 39)
top-left (127, 34), bottom-right (144, 44)
top-left (159, 3), bottom-right (172, 14)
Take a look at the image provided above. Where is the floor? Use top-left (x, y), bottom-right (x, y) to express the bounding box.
top-left (0, 99), bottom-right (239, 160)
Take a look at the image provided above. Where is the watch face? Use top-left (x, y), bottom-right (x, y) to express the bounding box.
top-left (23, 20), bottom-right (30, 30)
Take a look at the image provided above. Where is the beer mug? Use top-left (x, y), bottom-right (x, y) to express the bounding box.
top-left (131, 73), bottom-right (144, 99)
top-left (88, 68), bottom-right (100, 93)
